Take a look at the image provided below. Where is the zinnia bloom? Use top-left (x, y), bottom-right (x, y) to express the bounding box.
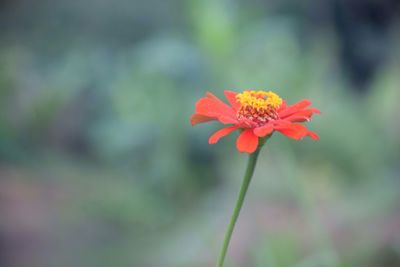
top-left (190, 90), bottom-right (320, 153)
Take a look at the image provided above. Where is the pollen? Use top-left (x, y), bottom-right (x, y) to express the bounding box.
top-left (236, 90), bottom-right (283, 125)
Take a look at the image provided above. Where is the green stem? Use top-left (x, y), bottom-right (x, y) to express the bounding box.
top-left (217, 144), bottom-right (263, 267)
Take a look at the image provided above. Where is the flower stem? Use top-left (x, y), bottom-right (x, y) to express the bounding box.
top-left (217, 147), bottom-right (262, 267)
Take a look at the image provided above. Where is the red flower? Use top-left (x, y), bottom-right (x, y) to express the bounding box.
top-left (190, 90), bottom-right (320, 153)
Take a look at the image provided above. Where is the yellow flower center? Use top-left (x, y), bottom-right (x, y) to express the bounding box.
top-left (236, 90), bottom-right (283, 125)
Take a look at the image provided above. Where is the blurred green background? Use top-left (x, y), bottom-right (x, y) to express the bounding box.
top-left (1, 0), bottom-right (400, 266)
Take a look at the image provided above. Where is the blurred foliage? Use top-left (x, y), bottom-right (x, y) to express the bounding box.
top-left (0, 0), bottom-right (400, 267)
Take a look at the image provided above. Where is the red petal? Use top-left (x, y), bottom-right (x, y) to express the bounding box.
top-left (208, 126), bottom-right (238, 144)
top-left (284, 108), bottom-right (320, 122)
top-left (285, 116), bottom-right (310, 123)
top-left (307, 131), bottom-right (319, 140)
top-left (195, 92), bottom-right (237, 124)
top-left (218, 115), bottom-right (238, 124)
top-left (275, 121), bottom-right (319, 140)
top-left (224, 90), bottom-right (240, 110)
top-left (254, 124), bottom-right (274, 137)
top-left (279, 99), bottom-right (312, 118)
top-left (190, 114), bottom-right (215, 126)
top-left (275, 122), bottom-right (308, 140)
top-left (236, 129), bottom-right (259, 153)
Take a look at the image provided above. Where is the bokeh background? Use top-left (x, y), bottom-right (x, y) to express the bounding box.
top-left (1, 0), bottom-right (400, 266)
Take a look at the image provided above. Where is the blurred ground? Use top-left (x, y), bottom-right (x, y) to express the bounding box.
top-left (1, 0), bottom-right (400, 266)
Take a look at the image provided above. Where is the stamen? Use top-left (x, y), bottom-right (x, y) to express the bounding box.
top-left (236, 90), bottom-right (282, 126)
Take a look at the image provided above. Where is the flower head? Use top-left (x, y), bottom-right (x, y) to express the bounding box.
top-left (190, 90), bottom-right (320, 153)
